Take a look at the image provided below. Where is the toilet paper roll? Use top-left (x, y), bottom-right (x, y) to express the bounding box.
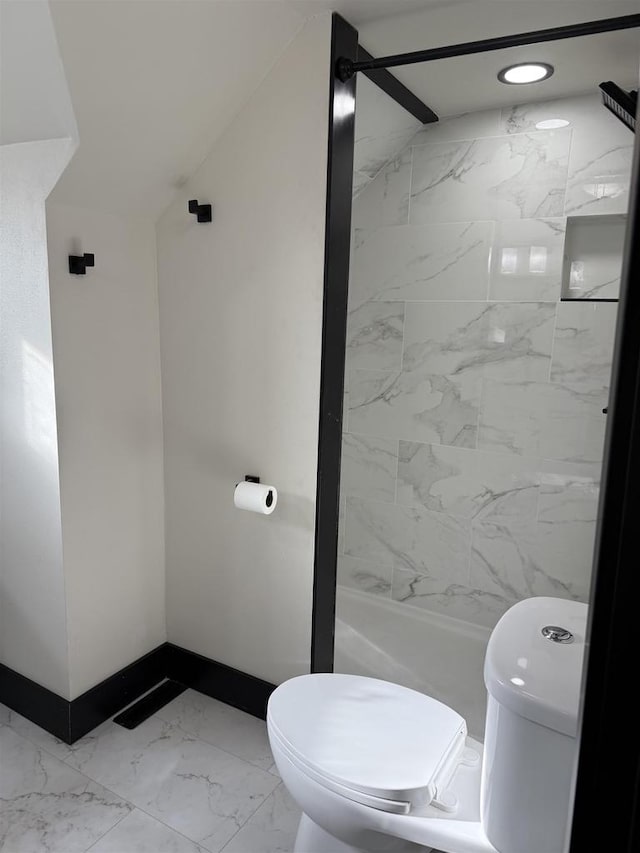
top-left (233, 481), bottom-right (278, 515)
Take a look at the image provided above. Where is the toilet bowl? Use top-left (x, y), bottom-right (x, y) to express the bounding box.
top-left (267, 596), bottom-right (587, 853)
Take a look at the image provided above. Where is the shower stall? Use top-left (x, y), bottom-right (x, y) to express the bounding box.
top-left (315, 15), bottom-right (639, 741)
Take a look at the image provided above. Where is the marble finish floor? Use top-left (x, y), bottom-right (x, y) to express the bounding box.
top-left (0, 689), bottom-right (301, 853)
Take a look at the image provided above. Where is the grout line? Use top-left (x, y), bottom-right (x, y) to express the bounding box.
top-left (82, 807), bottom-right (133, 853)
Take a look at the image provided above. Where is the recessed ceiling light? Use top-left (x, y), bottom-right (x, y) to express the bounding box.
top-left (535, 118), bottom-right (570, 129)
top-left (498, 63), bottom-right (554, 85)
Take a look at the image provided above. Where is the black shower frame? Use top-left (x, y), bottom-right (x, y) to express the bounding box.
top-left (314, 11), bottom-right (640, 851)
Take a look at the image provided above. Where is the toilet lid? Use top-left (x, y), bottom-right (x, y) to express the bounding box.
top-left (267, 673), bottom-right (466, 810)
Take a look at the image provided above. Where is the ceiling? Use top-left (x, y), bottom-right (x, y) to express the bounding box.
top-left (356, 0), bottom-right (640, 116)
top-left (46, 0), bottom-right (640, 217)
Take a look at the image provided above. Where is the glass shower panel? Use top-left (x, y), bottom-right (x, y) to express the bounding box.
top-left (334, 86), bottom-right (633, 739)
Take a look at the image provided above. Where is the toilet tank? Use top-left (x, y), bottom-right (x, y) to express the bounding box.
top-left (481, 597), bottom-right (588, 853)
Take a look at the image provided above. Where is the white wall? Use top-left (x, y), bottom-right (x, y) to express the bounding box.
top-left (157, 14), bottom-right (331, 685)
top-left (0, 139), bottom-right (75, 696)
top-left (0, 0), bottom-right (77, 146)
top-left (46, 203), bottom-right (166, 698)
top-left (0, 0), bottom-right (78, 697)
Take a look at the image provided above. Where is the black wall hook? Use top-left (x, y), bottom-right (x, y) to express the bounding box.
top-left (68, 253), bottom-right (95, 275)
top-left (188, 199), bottom-right (212, 223)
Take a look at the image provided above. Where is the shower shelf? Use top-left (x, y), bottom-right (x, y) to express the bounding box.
top-left (561, 214), bottom-right (626, 302)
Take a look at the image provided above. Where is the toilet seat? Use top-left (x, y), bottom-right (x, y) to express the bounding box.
top-left (267, 673), bottom-right (468, 814)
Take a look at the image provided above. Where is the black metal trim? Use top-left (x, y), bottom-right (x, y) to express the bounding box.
top-left (338, 15), bottom-right (640, 79)
top-left (569, 101), bottom-right (640, 853)
top-left (113, 680), bottom-right (186, 730)
top-left (165, 644), bottom-right (275, 719)
top-left (560, 298), bottom-right (619, 303)
top-left (357, 45), bottom-right (438, 124)
top-left (311, 13), bottom-right (358, 674)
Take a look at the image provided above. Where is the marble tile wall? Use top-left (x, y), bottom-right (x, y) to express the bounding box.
top-left (338, 93), bottom-right (631, 629)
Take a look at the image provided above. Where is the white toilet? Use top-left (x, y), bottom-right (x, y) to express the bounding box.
top-left (267, 596), bottom-right (587, 853)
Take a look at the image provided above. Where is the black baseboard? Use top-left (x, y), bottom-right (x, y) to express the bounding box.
top-left (0, 662), bottom-right (70, 742)
top-left (69, 645), bottom-right (167, 742)
top-left (166, 643), bottom-right (276, 720)
top-left (0, 643), bottom-right (277, 743)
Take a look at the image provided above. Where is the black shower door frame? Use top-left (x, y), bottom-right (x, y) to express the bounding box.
top-left (314, 12), bottom-right (640, 851)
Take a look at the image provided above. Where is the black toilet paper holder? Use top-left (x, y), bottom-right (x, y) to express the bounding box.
top-left (244, 475), bottom-right (260, 483)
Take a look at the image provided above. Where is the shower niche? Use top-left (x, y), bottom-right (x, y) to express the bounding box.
top-left (561, 214), bottom-right (627, 300)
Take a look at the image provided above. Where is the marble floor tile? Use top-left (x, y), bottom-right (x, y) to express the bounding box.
top-left (346, 300), bottom-right (404, 371)
top-left (402, 301), bottom-right (555, 381)
top-left (410, 130), bottom-right (570, 224)
top-left (392, 568), bottom-right (511, 629)
top-left (89, 808), bottom-right (206, 853)
top-left (221, 784), bottom-right (301, 853)
top-left (396, 441), bottom-right (539, 523)
top-left (350, 222), bottom-right (491, 307)
top-left (62, 716), bottom-right (279, 852)
top-left (478, 379), bottom-right (607, 463)
top-left (0, 706), bottom-right (72, 762)
top-left (154, 689), bottom-right (273, 772)
top-left (488, 218), bottom-right (565, 302)
top-left (351, 149), bottom-right (411, 229)
top-left (551, 302), bottom-right (618, 393)
top-left (340, 433), bottom-right (398, 502)
top-left (344, 496), bottom-right (471, 583)
top-left (0, 725), bottom-right (132, 853)
top-left (348, 368), bottom-right (479, 449)
top-left (338, 554), bottom-right (393, 597)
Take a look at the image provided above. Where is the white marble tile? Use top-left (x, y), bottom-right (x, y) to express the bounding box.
top-left (0, 707), bottom-right (72, 762)
top-left (502, 93), bottom-right (634, 219)
top-left (154, 689), bottom-right (273, 772)
top-left (352, 149), bottom-right (411, 229)
top-left (565, 119), bottom-right (633, 217)
top-left (344, 497), bottom-right (471, 582)
top-left (353, 75), bottom-right (421, 179)
top-left (222, 784), bottom-right (301, 853)
top-left (397, 442), bottom-right (539, 523)
top-left (402, 301), bottom-right (555, 381)
top-left (62, 716), bottom-right (279, 852)
top-left (470, 518), bottom-right (594, 604)
top-left (410, 131), bottom-right (570, 224)
top-left (562, 214), bottom-right (626, 300)
top-left (338, 554), bottom-right (393, 597)
top-left (392, 568), bottom-right (511, 629)
top-left (352, 169), bottom-right (370, 197)
top-left (0, 725), bottom-right (132, 853)
top-left (488, 218), bottom-right (565, 301)
top-left (538, 472), bottom-right (600, 525)
top-left (340, 433), bottom-right (398, 502)
top-left (478, 379), bottom-right (607, 463)
top-left (411, 109), bottom-right (501, 145)
top-left (500, 93), bottom-right (596, 136)
top-left (348, 368), bottom-right (479, 448)
top-left (350, 222), bottom-right (491, 307)
top-left (551, 302), bottom-right (618, 393)
top-left (346, 300), bottom-right (404, 370)
top-left (90, 808), bottom-right (206, 853)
